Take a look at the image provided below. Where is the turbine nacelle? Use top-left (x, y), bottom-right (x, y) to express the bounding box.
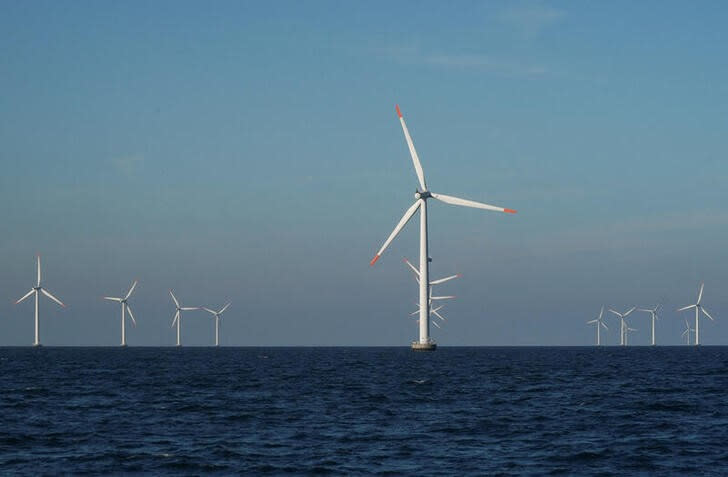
top-left (414, 190), bottom-right (431, 200)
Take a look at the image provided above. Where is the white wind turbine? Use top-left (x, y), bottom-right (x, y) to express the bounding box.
top-left (587, 306), bottom-right (608, 346)
top-left (682, 318), bottom-right (694, 345)
top-left (677, 283), bottom-right (715, 346)
top-left (169, 290), bottom-right (199, 347)
top-left (103, 280), bottom-right (138, 347)
top-left (370, 105), bottom-right (516, 351)
top-left (637, 305), bottom-right (661, 346)
top-left (15, 255), bottom-right (66, 346)
top-left (624, 325), bottom-right (638, 345)
top-left (404, 258), bottom-right (458, 331)
top-left (202, 303), bottom-right (231, 347)
top-left (608, 306), bottom-right (636, 346)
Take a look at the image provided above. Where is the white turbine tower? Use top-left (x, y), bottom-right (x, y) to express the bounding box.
top-left (103, 280), bottom-right (138, 347)
top-left (15, 255), bottom-right (66, 346)
top-left (169, 290), bottom-right (199, 347)
top-left (682, 319), bottom-right (694, 345)
top-left (608, 307), bottom-right (636, 346)
top-left (404, 258), bottom-right (458, 331)
top-left (587, 306), bottom-right (608, 346)
top-left (202, 303), bottom-right (231, 347)
top-left (370, 105), bottom-right (516, 351)
top-left (637, 305), bottom-right (661, 346)
top-left (678, 283), bottom-right (715, 346)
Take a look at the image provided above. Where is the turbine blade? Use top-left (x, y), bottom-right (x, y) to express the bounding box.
top-left (677, 305), bottom-right (696, 312)
top-left (608, 309), bottom-right (621, 317)
top-left (16, 289), bottom-right (35, 304)
top-left (403, 258), bottom-right (420, 277)
top-left (219, 302), bottom-right (231, 314)
top-left (410, 309), bottom-right (419, 316)
top-left (396, 104), bottom-right (427, 191)
top-left (104, 296), bottom-right (122, 302)
top-left (601, 322), bottom-right (608, 330)
top-left (36, 255), bottom-right (41, 286)
top-left (702, 307), bottom-right (715, 321)
top-left (682, 330), bottom-right (689, 337)
top-left (181, 307), bottom-right (199, 311)
top-left (430, 274), bottom-right (460, 285)
top-left (169, 290), bottom-right (180, 307)
top-left (430, 295), bottom-right (456, 300)
top-left (125, 280), bottom-right (138, 300)
top-left (624, 307), bottom-right (636, 317)
top-left (431, 192), bottom-right (516, 214)
top-left (127, 305), bottom-right (137, 327)
top-left (370, 201), bottom-right (421, 266)
top-left (432, 309), bottom-right (446, 321)
top-left (41, 288), bottom-right (65, 308)
top-left (599, 306), bottom-right (604, 320)
top-left (171, 311), bottom-right (179, 327)
top-left (202, 307), bottom-right (216, 315)
top-left (698, 282), bottom-right (704, 304)
top-left (587, 319), bottom-right (598, 324)
top-left (431, 320), bottom-right (441, 329)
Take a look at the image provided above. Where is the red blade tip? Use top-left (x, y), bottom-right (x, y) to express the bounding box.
top-left (370, 254), bottom-right (381, 266)
top-left (395, 104), bottom-right (402, 118)
top-left (504, 208), bottom-right (517, 214)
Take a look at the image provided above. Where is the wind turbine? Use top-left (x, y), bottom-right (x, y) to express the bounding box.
top-left (404, 258), bottom-right (458, 331)
top-left (682, 319), bottom-right (694, 345)
top-left (587, 306), bottom-right (608, 346)
top-left (624, 325), bottom-right (638, 345)
top-left (169, 290), bottom-right (199, 347)
top-left (202, 303), bottom-right (231, 347)
top-left (103, 280), bottom-right (138, 347)
top-left (637, 305), bottom-right (661, 346)
top-left (15, 255), bottom-right (66, 346)
top-left (677, 283), bottom-right (715, 346)
top-left (370, 105), bottom-right (516, 351)
top-left (608, 307), bottom-right (636, 346)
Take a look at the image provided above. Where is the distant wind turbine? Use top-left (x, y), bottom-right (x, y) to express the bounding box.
top-left (608, 306), bottom-right (636, 346)
top-left (404, 258), bottom-right (458, 330)
top-left (370, 105), bottom-right (516, 351)
top-left (202, 303), bottom-right (231, 347)
top-left (677, 283), bottom-right (715, 346)
top-left (624, 325), bottom-right (638, 345)
top-left (587, 306), bottom-right (608, 346)
top-left (682, 318), bottom-right (694, 345)
top-left (170, 290), bottom-right (199, 347)
top-left (15, 255), bottom-right (66, 346)
top-left (637, 305), bottom-right (661, 346)
top-left (104, 280), bottom-right (138, 347)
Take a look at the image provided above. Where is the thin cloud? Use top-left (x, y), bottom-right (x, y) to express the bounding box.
top-left (498, 4), bottom-right (566, 38)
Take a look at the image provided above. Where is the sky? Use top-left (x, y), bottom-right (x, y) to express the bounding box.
top-left (1, 1), bottom-right (728, 346)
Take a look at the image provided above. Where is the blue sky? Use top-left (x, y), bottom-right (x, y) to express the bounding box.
top-left (1, 1), bottom-right (728, 345)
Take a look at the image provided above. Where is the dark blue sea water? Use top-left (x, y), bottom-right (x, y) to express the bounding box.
top-left (1, 347), bottom-right (728, 475)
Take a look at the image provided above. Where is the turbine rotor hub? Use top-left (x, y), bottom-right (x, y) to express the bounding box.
top-left (415, 190), bottom-right (431, 200)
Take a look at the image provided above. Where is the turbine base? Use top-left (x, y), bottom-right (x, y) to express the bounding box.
top-left (411, 342), bottom-right (437, 351)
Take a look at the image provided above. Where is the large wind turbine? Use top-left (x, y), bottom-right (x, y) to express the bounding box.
top-left (678, 283), bottom-right (715, 346)
top-left (587, 306), bottom-right (608, 346)
top-left (637, 305), bottom-right (661, 346)
top-left (169, 290), bottom-right (199, 347)
top-left (15, 255), bottom-right (66, 346)
top-left (202, 303), bottom-right (231, 347)
top-left (608, 306), bottom-right (636, 346)
top-left (103, 280), bottom-right (138, 346)
top-left (370, 105), bottom-right (516, 350)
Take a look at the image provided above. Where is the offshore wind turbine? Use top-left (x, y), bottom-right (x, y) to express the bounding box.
top-left (677, 283), bottom-right (715, 346)
top-left (15, 255), bottom-right (66, 346)
top-left (608, 307), bottom-right (636, 346)
top-left (370, 105), bottom-right (516, 351)
top-left (587, 306), bottom-right (608, 346)
top-left (169, 290), bottom-right (199, 347)
top-left (202, 303), bottom-right (231, 347)
top-left (103, 280), bottom-right (138, 346)
top-left (682, 319), bottom-right (694, 345)
top-left (637, 305), bottom-right (661, 346)
top-left (624, 325), bottom-right (638, 346)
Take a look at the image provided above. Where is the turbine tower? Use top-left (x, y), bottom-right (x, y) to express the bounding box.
top-left (202, 303), bottom-right (231, 347)
top-left (587, 306), bottom-right (608, 346)
top-left (677, 283), bottom-right (715, 346)
top-left (169, 290), bottom-right (199, 347)
top-left (103, 280), bottom-right (138, 346)
top-left (637, 305), bottom-right (661, 346)
top-left (15, 255), bottom-right (66, 346)
top-left (608, 306), bottom-right (636, 346)
top-left (370, 105), bottom-right (516, 351)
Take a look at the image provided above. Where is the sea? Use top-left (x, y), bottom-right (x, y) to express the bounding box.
top-left (1, 346), bottom-right (727, 475)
